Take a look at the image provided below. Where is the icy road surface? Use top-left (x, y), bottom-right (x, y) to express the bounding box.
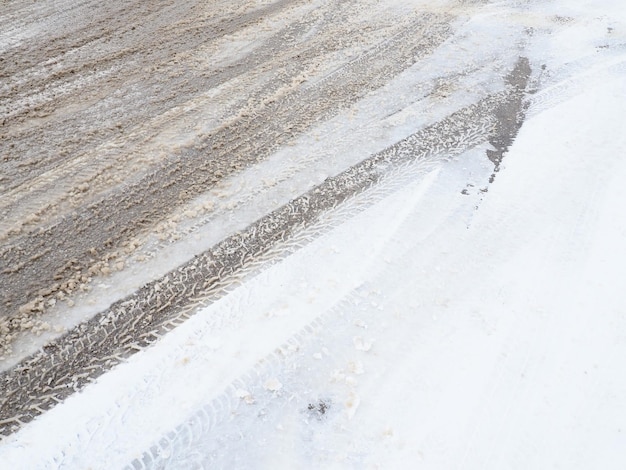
top-left (1, 0), bottom-right (626, 468)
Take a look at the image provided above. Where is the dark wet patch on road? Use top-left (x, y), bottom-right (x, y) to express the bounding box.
top-left (486, 56), bottom-right (531, 184)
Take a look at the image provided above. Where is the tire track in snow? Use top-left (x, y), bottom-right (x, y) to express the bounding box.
top-left (0, 6), bottom-right (453, 329)
top-left (0, 63), bottom-right (532, 437)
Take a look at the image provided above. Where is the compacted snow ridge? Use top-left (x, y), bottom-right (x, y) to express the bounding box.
top-left (1, 0), bottom-right (625, 468)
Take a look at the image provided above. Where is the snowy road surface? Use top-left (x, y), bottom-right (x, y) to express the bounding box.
top-left (1, 0), bottom-right (626, 468)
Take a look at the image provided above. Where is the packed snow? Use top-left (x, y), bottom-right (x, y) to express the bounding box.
top-left (1, 0), bottom-right (625, 468)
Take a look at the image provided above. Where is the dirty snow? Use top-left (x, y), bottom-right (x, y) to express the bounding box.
top-left (2, 0), bottom-right (626, 468)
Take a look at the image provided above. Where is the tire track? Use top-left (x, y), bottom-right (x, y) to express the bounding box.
top-left (0, 62), bottom-right (531, 437)
top-left (0, 11), bottom-right (453, 325)
top-left (1, 0), bottom-right (296, 190)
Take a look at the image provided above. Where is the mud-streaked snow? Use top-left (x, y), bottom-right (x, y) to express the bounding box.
top-left (2, 0), bottom-right (626, 468)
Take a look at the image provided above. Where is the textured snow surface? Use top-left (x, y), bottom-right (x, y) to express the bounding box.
top-left (2, 0), bottom-right (626, 468)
